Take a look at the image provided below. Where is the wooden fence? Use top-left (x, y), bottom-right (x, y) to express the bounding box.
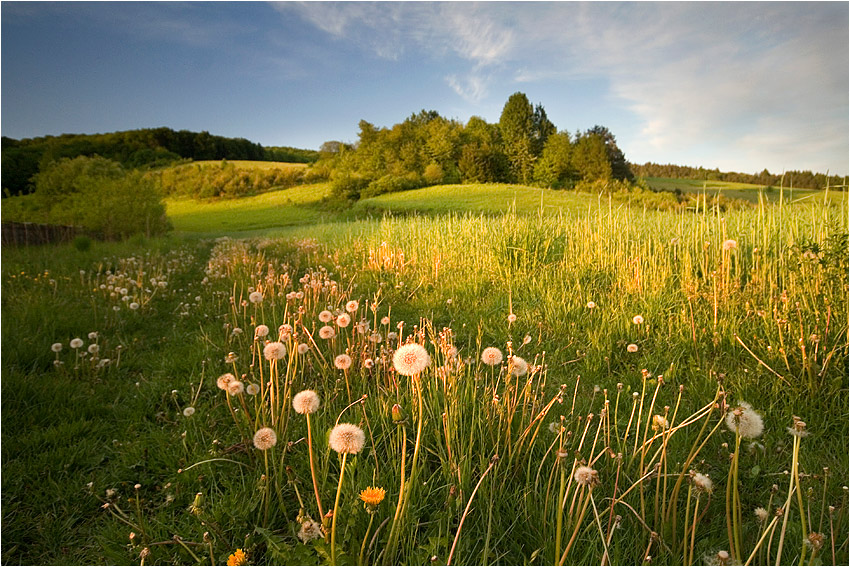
top-left (1, 221), bottom-right (83, 247)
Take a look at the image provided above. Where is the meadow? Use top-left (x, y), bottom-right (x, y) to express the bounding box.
top-left (2, 181), bottom-right (848, 566)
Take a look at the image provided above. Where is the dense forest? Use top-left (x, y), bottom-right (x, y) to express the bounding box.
top-left (630, 162), bottom-right (846, 191)
top-left (1, 128), bottom-right (318, 196)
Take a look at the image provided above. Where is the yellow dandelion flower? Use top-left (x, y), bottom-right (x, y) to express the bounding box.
top-left (359, 486), bottom-right (386, 510)
top-left (227, 548), bottom-right (247, 566)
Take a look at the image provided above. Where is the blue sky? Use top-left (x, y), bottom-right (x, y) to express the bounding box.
top-left (2, 1), bottom-right (847, 175)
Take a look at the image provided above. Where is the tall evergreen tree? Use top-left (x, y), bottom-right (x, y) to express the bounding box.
top-left (587, 125), bottom-right (633, 181)
top-left (499, 92), bottom-right (536, 184)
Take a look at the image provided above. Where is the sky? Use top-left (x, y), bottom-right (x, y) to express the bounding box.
top-left (2, 1), bottom-right (848, 176)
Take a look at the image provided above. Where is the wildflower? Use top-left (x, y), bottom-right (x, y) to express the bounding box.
top-left (129, 302), bottom-right (140, 310)
top-left (806, 532), bottom-right (825, 552)
top-left (70, 338), bottom-right (84, 349)
top-left (725, 401), bottom-right (764, 439)
top-left (336, 313), bottom-right (351, 328)
top-left (217, 373), bottom-right (235, 390)
top-left (183, 407), bottom-right (195, 417)
top-left (393, 343), bottom-right (431, 376)
top-left (297, 343), bottom-right (310, 354)
top-left (381, 316), bottom-right (391, 325)
top-left (232, 327), bottom-right (243, 336)
top-left (246, 383), bottom-right (260, 396)
top-left (722, 239), bottom-right (738, 251)
top-left (225, 352), bottom-right (239, 363)
top-left (319, 310), bottom-right (334, 323)
top-left (755, 507), bottom-right (769, 523)
top-left (548, 421), bottom-right (561, 434)
top-left (248, 291), bottom-right (263, 303)
top-left (369, 332), bottom-right (382, 343)
top-left (88, 344), bottom-right (99, 355)
top-left (633, 315), bottom-right (644, 325)
top-left (692, 472), bottom-right (713, 494)
top-left (387, 331), bottom-right (398, 342)
top-left (253, 427), bottom-right (277, 450)
top-left (329, 423), bottom-right (365, 455)
top-left (481, 347), bottom-right (503, 366)
top-left (227, 548), bottom-right (247, 566)
top-left (510, 356), bottom-right (528, 377)
top-left (359, 486), bottom-right (386, 511)
top-left (587, 301), bottom-right (596, 309)
top-left (298, 519), bottom-right (323, 543)
top-left (627, 343), bottom-right (639, 353)
top-left (227, 381), bottom-right (245, 396)
top-left (255, 324), bottom-right (269, 338)
top-left (346, 300), bottom-right (359, 313)
top-left (263, 341), bottom-right (287, 361)
top-left (364, 358), bottom-right (374, 369)
top-left (51, 343), bottom-right (63, 353)
top-left (293, 390), bottom-right (320, 414)
top-left (507, 313), bottom-right (517, 323)
top-left (319, 325), bottom-right (336, 339)
top-left (573, 466), bottom-right (600, 487)
top-left (279, 324), bottom-right (293, 338)
top-left (88, 331), bottom-right (98, 340)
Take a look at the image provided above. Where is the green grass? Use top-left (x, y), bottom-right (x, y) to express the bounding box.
top-left (3, 187), bottom-right (848, 566)
top-left (166, 182), bottom-right (333, 234)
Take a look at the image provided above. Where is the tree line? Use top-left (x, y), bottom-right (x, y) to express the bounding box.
top-left (630, 162), bottom-right (847, 191)
top-left (1, 128), bottom-right (319, 196)
top-left (321, 92), bottom-right (634, 201)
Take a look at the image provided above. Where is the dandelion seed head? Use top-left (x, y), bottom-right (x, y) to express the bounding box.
top-left (692, 472), bottom-right (713, 494)
top-left (217, 372), bottom-right (236, 390)
top-left (346, 300), bottom-right (359, 313)
top-left (632, 315), bottom-right (644, 325)
top-left (298, 519), bottom-right (323, 543)
top-left (88, 331), bottom-right (98, 340)
top-left (227, 380), bottom-right (245, 396)
top-left (381, 316), bottom-right (391, 325)
top-left (319, 310), bottom-right (334, 323)
top-left (70, 338), bottom-right (84, 349)
top-left (627, 343), bottom-right (639, 353)
top-left (253, 427), bottom-right (277, 450)
top-left (255, 324), bottom-right (269, 338)
top-left (573, 466), bottom-right (600, 487)
top-left (393, 343), bottom-right (431, 376)
top-left (297, 343), bottom-right (310, 354)
top-left (587, 301), bottom-right (596, 309)
top-left (248, 291), bottom-right (263, 304)
top-left (334, 353), bottom-right (352, 370)
top-left (364, 358), bottom-right (374, 369)
top-left (755, 507), bottom-right (769, 523)
top-left (336, 313), bottom-right (351, 328)
top-left (88, 343), bottom-right (99, 354)
top-left (723, 239), bottom-right (738, 251)
top-left (318, 325), bottom-right (336, 339)
top-left (129, 302), bottom-right (140, 310)
top-left (725, 401), bottom-right (764, 439)
top-left (263, 341), bottom-right (287, 361)
top-left (510, 356), bottom-right (528, 377)
top-left (329, 423), bottom-right (365, 454)
top-left (51, 342), bottom-right (63, 353)
top-left (293, 390), bottom-right (320, 414)
top-left (652, 414), bottom-right (669, 431)
top-left (183, 407), bottom-right (195, 417)
top-left (246, 383), bottom-right (260, 396)
top-left (481, 347), bottom-right (503, 366)
top-left (507, 313), bottom-right (517, 323)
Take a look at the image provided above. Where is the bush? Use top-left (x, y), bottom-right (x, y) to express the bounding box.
top-left (72, 235), bottom-right (92, 252)
top-left (361, 173), bottom-right (424, 198)
top-left (423, 163), bottom-right (444, 185)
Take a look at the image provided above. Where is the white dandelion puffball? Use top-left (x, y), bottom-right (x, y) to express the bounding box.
top-left (255, 324), bottom-right (270, 338)
top-left (253, 427), bottom-right (277, 450)
top-left (319, 310), bottom-right (334, 323)
top-left (364, 358), bottom-right (374, 369)
top-left (318, 325), bottom-right (336, 339)
top-left (723, 239), bottom-right (738, 251)
top-left (298, 519), bottom-right (323, 543)
top-left (129, 302), bottom-right (140, 310)
top-left (510, 356), bottom-right (528, 377)
top-left (627, 343), bottom-right (639, 353)
top-left (278, 324), bottom-right (293, 338)
top-left (246, 383), bottom-right (260, 396)
top-left (297, 343), bottom-right (310, 355)
top-left (51, 343), bottom-right (63, 353)
top-left (292, 390), bottom-right (320, 415)
top-left (183, 407), bottom-right (196, 417)
top-left (345, 300), bottom-right (359, 313)
top-left (381, 316), bottom-right (391, 325)
top-left (88, 331), bottom-right (98, 340)
top-left (87, 344), bottom-right (99, 355)
top-left (632, 315), bottom-right (644, 325)
top-left (217, 372), bottom-right (235, 390)
top-left (249, 291), bottom-right (263, 304)
top-left (334, 353), bottom-right (352, 370)
top-left (263, 341), bottom-right (287, 361)
top-left (574, 466), bottom-right (599, 487)
top-left (481, 347), bottom-right (503, 366)
top-left (336, 313), bottom-right (351, 328)
top-left (329, 423), bottom-right (365, 455)
top-left (227, 380), bottom-right (245, 396)
top-left (692, 472), bottom-right (713, 494)
top-left (393, 343), bottom-right (431, 376)
top-left (507, 313), bottom-right (517, 323)
top-left (725, 401), bottom-right (764, 439)
top-left (70, 338), bottom-right (84, 349)
top-left (587, 301), bottom-right (596, 309)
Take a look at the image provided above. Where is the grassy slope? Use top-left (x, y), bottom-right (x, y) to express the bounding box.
top-left (185, 160), bottom-right (308, 171)
top-left (165, 182), bottom-right (333, 234)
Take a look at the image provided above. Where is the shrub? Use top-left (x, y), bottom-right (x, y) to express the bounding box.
top-left (72, 235), bottom-right (92, 252)
top-left (361, 173), bottom-right (424, 198)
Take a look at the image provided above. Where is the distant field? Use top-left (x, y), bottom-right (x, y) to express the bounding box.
top-left (642, 176), bottom-right (845, 205)
top-left (165, 182), bottom-right (332, 234)
top-left (353, 183), bottom-right (595, 216)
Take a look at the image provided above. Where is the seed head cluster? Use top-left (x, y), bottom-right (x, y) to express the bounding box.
top-left (292, 390), bottom-right (320, 415)
top-left (393, 343), bottom-right (431, 376)
top-left (329, 423), bottom-right (365, 455)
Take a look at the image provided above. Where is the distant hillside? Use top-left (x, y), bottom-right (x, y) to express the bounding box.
top-left (1, 127), bottom-right (318, 196)
top-left (631, 161), bottom-right (846, 191)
